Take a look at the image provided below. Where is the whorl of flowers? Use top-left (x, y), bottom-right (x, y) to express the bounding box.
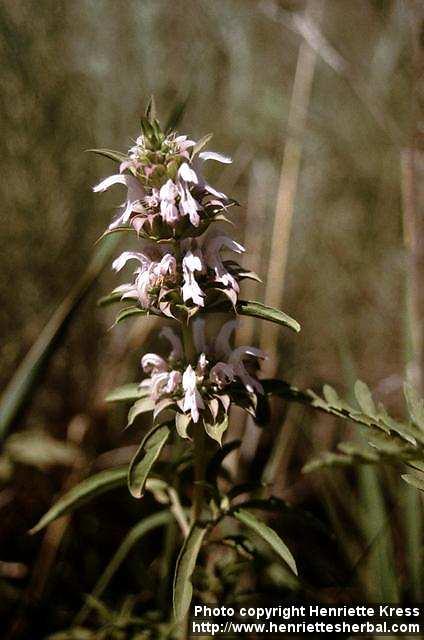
top-left (138, 321), bottom-right (266, 442)
top-left (94, 100), bottom-right (271, 443)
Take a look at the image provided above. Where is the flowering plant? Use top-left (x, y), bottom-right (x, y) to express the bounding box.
top-left (32, 100), bottom-right (303, 633)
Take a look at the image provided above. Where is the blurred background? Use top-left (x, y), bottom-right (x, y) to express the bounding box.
top-left (0, 0), bottom-right (423, 638)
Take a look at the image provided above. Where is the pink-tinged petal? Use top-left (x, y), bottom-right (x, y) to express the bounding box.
top-left (141, 354), bottom-right (168, 374)
top-left (209, 362), bottom-right (235, 388)
top-left (164, 370), bottom-right (182, 394)
top-left (198, 151), bottom-right (232, 164)
top-left (119, 160), bottom-right (133, 173)
top-left (112, 251), bottom-right (150, 272)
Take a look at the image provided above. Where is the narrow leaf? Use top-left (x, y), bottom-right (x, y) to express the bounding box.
top-left (128, 424), bottom-right (170, 498)
top-left (173, 524), bottom-right (207, 621)
top-left (30, 467), bottom-right (127, 534)
top-left (236, 300), bottom-right (300, 333)
top-left (115, 306), bottom-right (147, 324)
top-left (354, 380), bottom-right (377, 417)
top-left (402, 473), bottom-right (424, 492)
top-left (233, 509), bottom-right (298, 576)
top-left (87, 148), bottom-right (128, 163)
top-left (127, 397), bottom-right (155, 427)
top-left (89, 511), bottom-right (170, 603)
top-left (106, 383), bottom-right (148, 403)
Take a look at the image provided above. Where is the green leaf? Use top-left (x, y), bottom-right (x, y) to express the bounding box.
top-left (402, 473), bottom-right (424, 492)
top-left (87, 148), bottom-right (128, 163)
top-left (83, 511), bottom-right (171, 609)
top-left (145, 95), bottom-right (157, 123)
top-left (128, 424), bottom-right (170, 498)
top-left (30, 467), bottom-right (127, 534)
top-left (173, 524), bottom-right (207, 621)
top-left (236, 300), bottom-right (300, 333)
top-left (115, 306), bottom-right (147, 324)
top-left (404, 383), bottom-right (424, 431)
top-left (354, 380), bottom-right (377, 417)
top-left (127, 397), bottom-right (155, 426)
top-left (203, 414), bottom-right (229, 445)
top-left (233, 509), bottom-right (298, 576)
top-left (175, 413), bottom-right (191, 439)
top-left (0, 235), bottom-right (119, 441)
top-left (106, 383), bottom-right (148, 403)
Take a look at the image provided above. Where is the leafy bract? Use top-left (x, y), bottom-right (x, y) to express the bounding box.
top-left (236, 300), bottom-right (300, 333)
top-left (233, 508), bottom-right (298, 576)
top-left (106, 383), bottom-right (148, 403)
top-left (30, 467), bottom-right (128, 534)
top-left (128, 424), bottom-right (170, 498)
top-left (87, 148), bottom-right (128, 163)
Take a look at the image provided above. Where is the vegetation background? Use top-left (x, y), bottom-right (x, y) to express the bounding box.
top-left (0, 0), bottom-right (423, 638)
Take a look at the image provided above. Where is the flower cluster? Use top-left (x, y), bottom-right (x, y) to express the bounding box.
top-left (93, 119), bottom-right (235, 242)
top-left (95, 103), bottom-right (269, 442)
top-left (110, 234), bottom-right (257, 317)
top-left (139, 321), bottom-right (266, 442)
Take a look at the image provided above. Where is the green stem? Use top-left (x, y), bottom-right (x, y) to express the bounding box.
top-left (180, 317), bottom-right (206, 523)
top-left (192, 424), bottom-right (206, 523)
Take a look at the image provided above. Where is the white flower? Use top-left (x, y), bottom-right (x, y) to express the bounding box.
top-left (182, 249), bottom-right (205, 306)
top-left (159, 179), bottom-right (180, 226)
top-left (182, 364), bottom-right (204, 423)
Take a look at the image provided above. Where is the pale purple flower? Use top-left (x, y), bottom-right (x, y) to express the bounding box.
top-left (228, 346), bottom-right (267, 394)
top-left (93, 174), bottom-right (145, 229)
top-left (112, 249), bottom-right (177, 309)
top-left (209, 362), bottom-right (235, 388)
top-left (204, 235), bottom-right (245, 293)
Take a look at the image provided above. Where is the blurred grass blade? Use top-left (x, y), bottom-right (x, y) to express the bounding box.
top-left (164, 94), bottom-right (191, 133)
top-left (233, 508), bottom-right (298, 576)
top-left (0, 235), bottom-right (119, 441)
top-left (30, 466), bottom-right (127, 534)
top-left (75, 510), bottom-right (171, 625)
top-left (173, 523), bottom-right (207, 622)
